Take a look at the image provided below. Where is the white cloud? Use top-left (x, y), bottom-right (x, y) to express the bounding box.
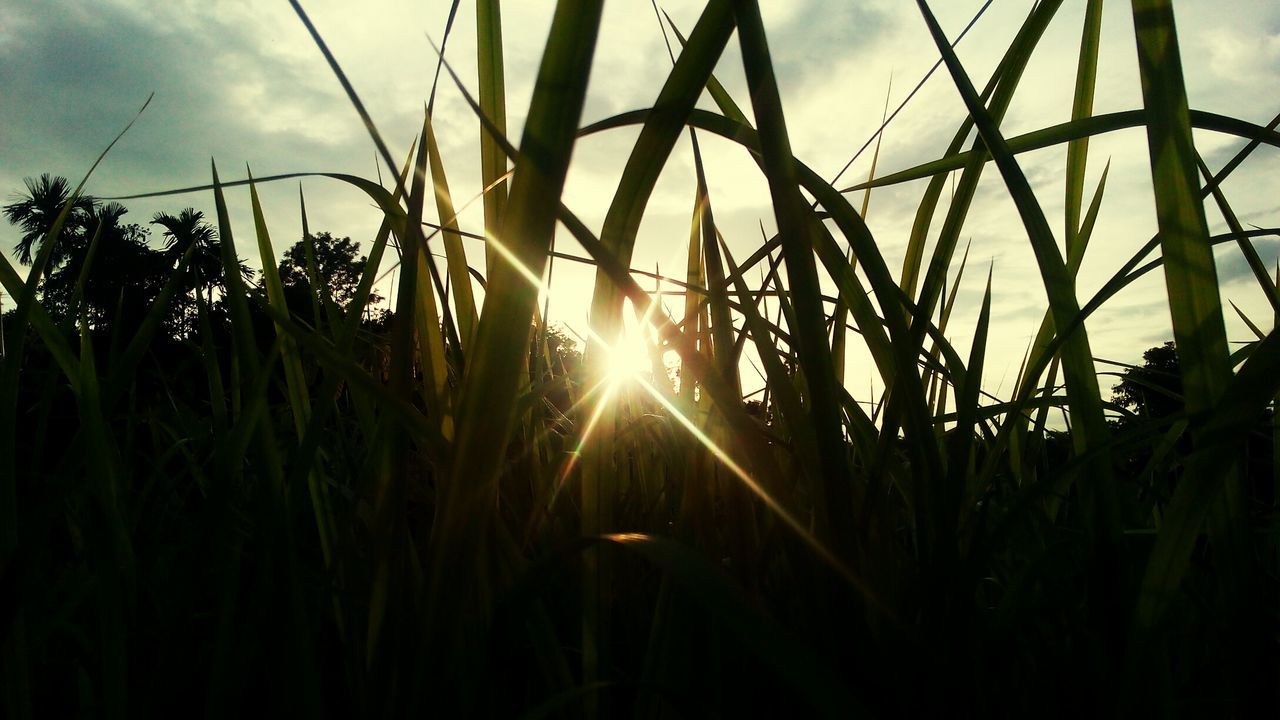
top-left (0, 0), bottom-right (1276, 393)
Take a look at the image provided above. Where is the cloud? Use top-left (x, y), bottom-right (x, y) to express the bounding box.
top-left (1215, 234), bottom-right (1280, 286)
top-left (0, 0), bottom-right (1276, 380)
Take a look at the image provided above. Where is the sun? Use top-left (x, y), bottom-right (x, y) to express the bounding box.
top-left (588, 298), bottom-right (662, 390)
top-left (600, 315), bottom-right (655, 388)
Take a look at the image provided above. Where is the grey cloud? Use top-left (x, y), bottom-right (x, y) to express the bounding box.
top-left (1215, 235), bottom-right (1280, 287)
top-left (0, 0), bottom-right (410, 273)
top-left (1, 0), bottom-right (1275, 378)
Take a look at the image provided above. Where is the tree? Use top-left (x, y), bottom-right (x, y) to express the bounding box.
top-left (6, 176), bottom-right (166, 331)
top-left (4, 177), bottom-right (263, 340)
top-left (2, 173), bottom-right (95, 266)
top-left (44, 201), bottom-right (167, 332)
top-left (152, 208), bottom-right (218, 292)
top-left (1110, 340), bottom-right (1275, 510)
top-left (1111, 341), bottom-right (1183, 420)
top-left (277, 231), bottom-right (381, 322)
top-left (151, 208), bottom-right (252, 335)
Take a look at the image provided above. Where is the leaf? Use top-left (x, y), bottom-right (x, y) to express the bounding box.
top-left (425, 109), bottom-right (480, 349)
top-left (1128, 0), bottom-right (1241, 635)
top-left (588, 0), bottom-right (735, 337)
top-left (916, 0), bottom-right (1125, 637)
top-left (1064, 0), bottom-right (1104, 254)
top-left (426, 0), bottom-right (606, 646)
top-left (732, 0), bottom-right (857, 556)
top-left (476, 0), bottom-right (509, 277)
top-left (842, 109), bottom-right (1280, 193)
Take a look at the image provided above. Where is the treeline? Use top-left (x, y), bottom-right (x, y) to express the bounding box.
top-left (2, 173), bottom-right (385, 342)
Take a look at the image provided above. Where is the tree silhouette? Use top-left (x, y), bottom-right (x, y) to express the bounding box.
top-left (151, 208), bottom-right (252, 335)
top-left (277, 231), bottom-right (381, 323)
top-left (1111, 341), bottom-right (1183, 420)
top-left (5, 175), bottom-right (162, 328)
top-left (44, 201), bottom-right (166, 332)
top-left (2, 173), bottom-right (95, 266)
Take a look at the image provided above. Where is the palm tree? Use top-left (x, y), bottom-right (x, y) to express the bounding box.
top-left (152, 208), bottom-right (217, 301)
top-left (47, 201), bottom-right (163, 330)
top-left (2, 173), bottom-right (95, 266)
top-left (151, 208), bottom-right (251, 334)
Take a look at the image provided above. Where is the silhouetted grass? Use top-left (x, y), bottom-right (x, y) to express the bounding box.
top-left (2, 1), bottom-right (1279, 717)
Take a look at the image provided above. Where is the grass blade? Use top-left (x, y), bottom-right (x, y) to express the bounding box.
top-left (917, 0), bottom-right (1126, 649)
top-left (425, 109), bottom-right (479, 348)
top-left (845, 109), bottom-right (1280, 193)
top-left (476, 0), bottom-right (509, 276)
top-left (588, 0), bottom-right (735, 338)
top-left (732, 0), bottom-right (856, 557)
top-left (431, 0), bottom-right (605, 640)
top-left (1128, 0), bottom-right (1243, 642)
top-left (1065, 0), bottom-right (1105, 251)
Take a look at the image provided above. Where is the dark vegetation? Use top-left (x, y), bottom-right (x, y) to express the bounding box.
top-left (2, 0), bottom-right (1279, 717)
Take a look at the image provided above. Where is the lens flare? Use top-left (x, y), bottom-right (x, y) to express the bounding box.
top-left (598, 305), bottom-right (656, 389)
top-left (476, 227), bottom-right (865, 599)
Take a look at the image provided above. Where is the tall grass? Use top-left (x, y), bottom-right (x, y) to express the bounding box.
top-left (3, 1), bottom-right (1279, 717)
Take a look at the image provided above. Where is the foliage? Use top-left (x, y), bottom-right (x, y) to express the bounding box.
top-left (277, 231), bottom-right (382, 322)
top-left (2, 173), bottom-right (95, 266)
top-left (1112, 341), bottom-right (1184, 419)
top-left (1, 1), bottom-right (1278, 717)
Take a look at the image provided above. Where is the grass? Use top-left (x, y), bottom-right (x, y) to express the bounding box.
top-left (2, 0), bottom-right (1279, 717)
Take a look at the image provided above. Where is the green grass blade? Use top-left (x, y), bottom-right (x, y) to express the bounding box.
top-left (1065, 0), bottom-right (1105, 252)
top-left (1229, 301), bottom-right (1266, 341)
top-left (432, 0), bottom-right (605, 636)
top-left (588, 0), bottom-right (734, 339)
top-left (845, 109), bottom-right (1280, 193)
top-left (425, 109), bottom-right (479, 349)
top-left (249, 170), bottom-right (313, 434)
top-left (404, 114), bottom-right (451, 429)
top-left (927, 241), bottom-right (971, 419)
top-left (342, 150), bottom-right (415, 348)
top-left (1011, 163), bottom-right (1109, 472)
top-left (210, 161), bottom-right (260, 388)
top-left (694, 151), bottom-right (738, 387)
top-left (833, 78), bottom-right (892, 386)
top-left (917, 0), bottom-right (1125, 640)
top-left (249, 173), bottom-right (339, 571)
top-left (681, 189), bottom-right (705, 404)
top-left (1128, 0), bottom-right (1240, 635)
top-left (1196, 154), bottom-right (1280, 313)
top-left (287, 1), bottom-right (403, 185)
top-left (663, 13), bottom-right (751, 127)
top-left (1131, 0), bottom-right (1231, 416)
top-left (906, 0), bottom-right (1062, 340)
top-left (476, 0), bottom-right (509, 276)
top-left (951, 267), bottom-right (991, 523)
top-left (732, 0), bottom-right (856, 554)
top-left (297, 187), bottom-right (341, 331)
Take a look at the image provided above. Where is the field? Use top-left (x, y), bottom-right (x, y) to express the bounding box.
top-left (2, 0), bottom-right (1278, 716)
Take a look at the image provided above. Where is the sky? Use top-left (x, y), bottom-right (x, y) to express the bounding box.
top-left (1, 0), bottom-right (1278, 400)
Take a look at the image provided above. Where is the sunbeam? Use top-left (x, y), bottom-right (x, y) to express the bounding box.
top-left (632, 373), bottom-right (875, 606)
